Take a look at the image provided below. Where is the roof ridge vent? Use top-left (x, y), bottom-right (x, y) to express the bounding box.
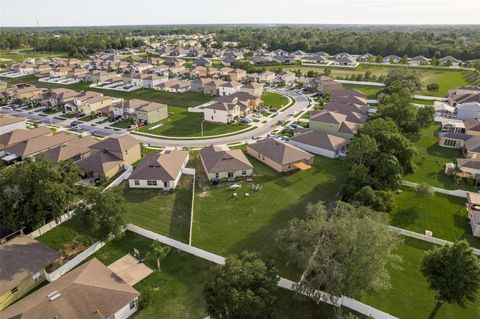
top-left (48, 291), bottom-right (61, 302)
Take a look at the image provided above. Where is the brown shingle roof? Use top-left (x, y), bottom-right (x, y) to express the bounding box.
top-left (1, 258), bottom-right (140, 319)
top-left (200, 145), bottom-right (253, 173)
top-left (248, 138), bottom-right (313, 165)
top-left (0, 127), bottom-right (51, 147)
top-left (290, 130), bottom-right (348, 151)
top-left (310, 111), bottom-right (347, 125)
top-left (76, 150), bottom-right (123, 175)
top-left (42, 136), bottom-right (97, 162)
top-left (90, 135), bottom-right (139, 154)
top-left (3, 132), bottom-right (77, 158)
top-left (0, 116), bottom-right (25, 128)
top-left (129, 150), bottom-right (188, 181)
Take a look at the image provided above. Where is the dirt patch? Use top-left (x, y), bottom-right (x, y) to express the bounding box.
top-left (199, 191), bottom-right (210, 197)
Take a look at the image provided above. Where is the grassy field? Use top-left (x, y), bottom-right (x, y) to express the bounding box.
top-left (361, 237), bottom-right (480, 319)
top-left (262, 92), bottom-right (290, 108)
top-left (0, 50), bottom-right (68, 63)
top-left (192, 155), bottom-right (347, 279)
top-left (138, 106), bottom-right (248, 137)
top-left (390, 189), bottom-right (480, 248)
top-left (1, 76), bottom-right (214, 108)
top-left (404, 124), bottom-right (475, 190)
top-left (120, 176), bottom-right (193, 243)
top-left (342, 83), bottom-right (381, 98)
top-left (275, 63), bottom-right (476, 97)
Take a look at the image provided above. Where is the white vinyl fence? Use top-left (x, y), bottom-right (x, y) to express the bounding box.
top-left (44, 241), bottom-right (105, 282)
top-left (28, 211), bottom-right (75, 239)
top-left (105, 165), bottom-right (133, 190)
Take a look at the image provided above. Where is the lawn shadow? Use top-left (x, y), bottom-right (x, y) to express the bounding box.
top-left (390, 205), bottom-right (420, 229)
top-left (170, 175), bottom-right (194, 244)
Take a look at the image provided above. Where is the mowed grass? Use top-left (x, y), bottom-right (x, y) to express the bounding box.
top-left (0, 50), bottom-right (68, 63)
top-left (138, 106), bottom-right (248, 137)
top-left (193, 155), bottom-right (347, 279)
top-left (262, 92), bottom-right (290, 108)
top-left (1, 76), bottom-right (213, 108)
top-left (342, 83), bottom-right (381, 98)
top-left (390, 189), bottom-right (480, 248)
top-left (277, 63), bottom-right (475, 97)
top-left (404, 124), bottom-right (475, 190)
top-left (120, 176), bottom-right (193, 243)
top-left (361, 237), bottom-right (480, 319)
top-left (92, 231), bottom-right (355, 319)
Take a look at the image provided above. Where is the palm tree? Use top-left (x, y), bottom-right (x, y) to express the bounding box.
top-left (147, 240), bottom-right (171, 272)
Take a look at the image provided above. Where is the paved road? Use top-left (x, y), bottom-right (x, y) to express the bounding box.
top-left (135, 89), bottom-right (310, 147)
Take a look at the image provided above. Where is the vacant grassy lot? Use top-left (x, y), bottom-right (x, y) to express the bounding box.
top-left (390, 189), bottom-right (480, 248)
top-left (404, 124), bottom-right (475, 190)
top-left (262, 92), bottom-right (290, 108)
top-left (361, 237), bottom-right (480, 319)
top-left (120, 176), bottom-right (193, 243)
top-left (342, 83), bottom-right (381, 98)
top-left (1, 76), bottom-right (214, 108)
top-left (276, 63), bottom-right (475, 97)
top-left (138, 106), bottom-right (248, 137)
top-left (193, 155), bottom-right (347, 279)
top-left (0, 50), bottom-right (68, 64)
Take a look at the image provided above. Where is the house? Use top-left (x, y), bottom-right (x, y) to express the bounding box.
top-left (457, 158), bottom-right (480, 182)
top-left (129, 150), bottom-right (189, 190)
top-left (272, 55), bottom-right (293, 64)
top-left (218, 81), bottom-right (242, 96)
top-left (410, 55), bottom-right (430, 65)
top-left (251, 56), bottom-right (273, 66)
top-left (309, 110), bottom-right (363, 139)
top-left (76, 135), bottom-right (141, 179)
top-left (222, 57), bottom-right (237, 66)
top-left (467, 192), bottom-right (480, 237)
top-left (156, 79), bottom-right (191, 93)
top-left (130, 73), bottom-right (168, 88)
top-left (316, 76), bottom-right (343, 94)
top-left (0, 116), bottom-right (26, 134)
top-left (204, 79), bottom-right (227, 95)
top-left (335, 55), bottom-right (356, 66)
top-left (259, 71), bottom-right (276, 83)
top-left (190, 66), bottom-right (217, 79)
top-left (247, 138), bottom-right (314, 172)
top-left (135, 102), bottom-right (168, 124)
top-left (228, 69), bottom-right (247, 82)
top-left (383, 55), bottom-right (401, 64)
top-left (357, 53), bottom-right (375, 62)
top-left (215, 92), bottom-right (262, 110)
top-left (0, 126), bottom-right (51, 150)
top-left (464, 120), bottom-right (480, 135)
top-left (1, 258), bottom-right (141, 319)
top-left (49, 66), bottom-right (72, 77)
top-left (41, 136), bottom-right (98, 163)
top-left (203, 101), bottom-right (242, 124)
top-left (0, 235), bottom-right (61, 310)
top-left (277, 71), bottom-right (297, 84)
top-left (81, 95), bottom-right (115, 115)
top-left (218, 67), bottom-right (234, 77)
top-left (48, 87), bottom-right (82, 106)
top-left (456, 101), bottom-right (480, 120)
top-left (192, 57), bottom-right (212, 67)
top-left (289, 130), bottom-right (349, 159)
top-left (448, 87), bottom-right (480, 104)
top-left (3, 132), bottom-right (78, 161)
top-left (191, 78), bottom-right (212, 93)
top-left (439, 56), bottom-right (461, 67)
top-left (438, 132), bottom-right (471, 149)
top-left (112, 99), bottom-right (149, 119)
top-left (200, 145), bottom-right (253, 181)
top-left (240, 82), bottom-right (264, 97)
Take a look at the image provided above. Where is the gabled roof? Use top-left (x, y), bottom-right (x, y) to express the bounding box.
top-left (338, 121), bottom-right (363, 135)
top-left (0, 116), bottom-right (25, 128)
top-left (200, 145), bottom-right (253, 173)
top-left (42, 136), bottom-right (97, 162)
top-left (205, 101), bottom-right (239, 112)
top-left (4, 132), bottom-right (77, 158)
top-left (129, 150), bottom-right (188, 181)
top-left (0, 235), bottom-right (61, 296)
top-left (76, 150), bottom-right (123, 174)
top-left (290, 130), bottom-right (348, 151)
top-left (1, 258), bottom-right (139, 319)
top-left (248, 138), bottom-right (313, 165)
top-left (464, 120), bottom-right (480, 132)
top-left (215, 92), bottom-right (259, 104)
top-left (458, 158), bottom-right (480, 170)
top-left (138, 102), bottom-right (167, 112)
top-left (0, 126), bottom-right (51, 147)
top-left (465, 135), bottom-right (480, 153)
top-left (90, 135), bottom-right (139, 153)
top-left (310, 111), bottom-right (347, 125)
top-left (324, 102), bottom-right (368, 115)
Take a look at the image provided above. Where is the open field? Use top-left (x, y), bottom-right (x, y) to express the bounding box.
top-left (361, 237), bottom-right (480, 319)
top-left (0, 50), bottom-right (68, 64)
top-left (390, 189), bottom-right (480, 248)
top-left (342, 83), bottom-right (381, 98)
top-left (120, 176), bottom-right (193, 243)
top-left (192, 155), bottom-right (347, 279)
top-left (273, 63), bottom-right (476, 97)
top-left (404, 124), bottom-right (475, 191)
top-left (138, 106), bottom-right (248, 137)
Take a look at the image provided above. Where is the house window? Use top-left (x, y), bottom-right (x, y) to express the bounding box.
top-left (134, 180), bottom-right (140, 186)
top-left (10, 287), bottom-right (18, 294)
top-left (215, 173), bottom-right (219, 178)
top-left (32, 272), bottom-right (42, 282)
top-left (444, 139), bottom-right (457, 147)
top-left (129, 299), bottom-right (138, 310)
top-left (242, 170), bottom-right (247, 175)
top-left (164, 181), bottom-right (169, 188)
top-left (147, 180), bottom-right (157, 186)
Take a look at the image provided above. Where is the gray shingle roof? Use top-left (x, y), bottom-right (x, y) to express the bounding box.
top-left (247, 138), bottom-right (313, 165)
top-left (200, 145), bottom-right (253, 173)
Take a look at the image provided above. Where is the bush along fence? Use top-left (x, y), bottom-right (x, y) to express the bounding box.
top-left (28, 210), bottom-right (75, 239)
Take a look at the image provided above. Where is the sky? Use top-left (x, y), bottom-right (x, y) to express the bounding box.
top-left (0, 0), bottom-right (479, 27)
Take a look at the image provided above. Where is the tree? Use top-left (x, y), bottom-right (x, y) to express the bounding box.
top-left (416, 183), bottom-right (434, 198)
top-left (431, 56), bottom-right (438, 66)
top-left (76, 188), bottom-right (126, 241)
top-left (421, 241), bottom-right (480, 309)
top-left (323, 67), bottom-right (332, 76)
top-left (203, 251), bottom-right (279, 319)
top-left (383, 68), bottom-right (423, 95)
top-left (277, 202), bottom-right (400, 300)
top-left (353, 186), bottom-right (395, 212)
top-left (147, 240), bottom-right (171, 272)
top-left (375, 55), bottom-right (383, 63)
top-left (0, 159), bottom-right (80, 231)
top-left (400, 55), bottom-right (408, 64)
top-left (446, 59), bottom-right (453, 67)
top-left (416, 105), bottom-right (435, 129)
top-left (426, 83), bottom-right (440, 92)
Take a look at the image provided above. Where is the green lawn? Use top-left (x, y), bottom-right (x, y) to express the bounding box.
top-left (343, 83), bottom-right (381, 98)
top-left (110, 119), bottom-right (133, 128)
top-left (2, 76), bottom-right (214, 108)
top-left (120, 176), bottom-right (193, 243)
top-left (78, 114), bottom-right (98, 122)
top-left (411, 98), bottom-right (434, 105)
top-left (404, 124), bottom-right (474, 190)
top-left (275, 63), bottom-right (476, 97)
top-left (262, 92), bottom-right (290, 109)
top-left (390, 189), bottom-right (480, 248)
top-left (193, 155), bottom-right (347, 279)
top-left (92, 231), bottom-right (357, 319)
top-left (361, 237), bottom-right (480, 319)
top-left (0, 50), bottom-right (68, 63)
top-left (138, 106), bottom-right (248, 137)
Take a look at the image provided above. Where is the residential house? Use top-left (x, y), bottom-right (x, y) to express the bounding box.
top-left (1, 258), bottom-right (141, 319)
top-left (456, 100), bottom-right (480, 120)
top-left (130, 73), bottom-right (168, 88)
top-left (203, 101), bottom-right (242, 124)
top-left (258, 71), bottom-right (276, 83)
top-left (156, 79), bottom-right (191, 93)
top-left (68, 68), bottom-right (89, 80)
top-left (439, 56), bottom-right (461, 67)
top-left (192, 57), bottom-right (212, 67)
top-left (335, 55), bottom-right (356, 66)
top-left (204, 79), bottom-right (227, 95)
top-left (33, 65), bottom-right (52, 78)
top-left (303, 54), bottom-right (329, 64)
top-left (438, 132), bottom-right (471, 149)
top-left (316, 76), bottom-right (343, 94)
top-left (64, 91), bottom-right (105, 113)
top-left (49, 66), bottom-right (72, 77)
top-left (228, 69), bottom-right (247, 82)
top-left (76, 135), bottom-right (141, 179)
top-left (240, 82), bottom-right (264, 97)
top-left (457, 159), bottom-right (480, 183)
top-left (191, 78), bottom-right (212, 93)
top-left (215, 92), bottom-right (262, 110)
top-left (129, 150), bottom-right (189, 190)
top-left (0, 126), bottom-right (51, 150)
top-left (251, 56), bottom-right (273, 66)
top-left (272, 55), bottom-right (293, 64)
top-left (200, 145), bottom-right (253, 181)
top-left (48, 87), bottom-right (82, 106)
top-left (309, 110), bottom-right (363, 139)
top-left (410, 55), bottom-right (430, 65)
top-left (0, 116), bottom-right (26, 135)
top-left (218, 81), bottom-right (242, 96)
top-left (190, 66), bottom-right (217, 79)
top-left (0, 235), bottom-right (61, 310)
top-left (357, 53), bottom-right (375, 62)
top-left (383, 55), bottom-right (401, 64)
top-left (463, 135), bottom-right (480, 159)
top-left (41, 136), bottom-right (97, 163)
top-left (467, 192), bottom-right (480, 237)
top-left (135, 102), bottom-right (168, 124)
top-left (289, 130), bottom-right (349, 159)
top-left (247, 138), bottom-right (314, 172)
top-left (222, 57), bottom-right (237, 66)
top-left (277, 71), bottom-right (297, 84)
top-left (464, 120), bottom-right (480, 135)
